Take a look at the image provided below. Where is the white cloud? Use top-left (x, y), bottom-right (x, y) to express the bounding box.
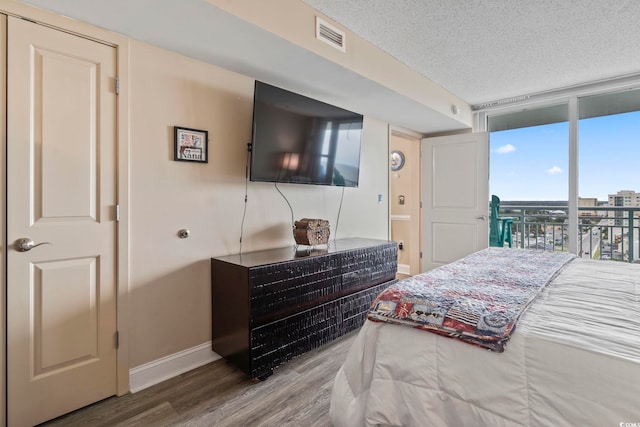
top-left (496, 144), bottom-right (516, 154)
top-left (546, 166), bottom-right (563, 174)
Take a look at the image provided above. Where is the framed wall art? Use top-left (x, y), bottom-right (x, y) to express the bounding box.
top-left (174, 126), bottom-right (208, 163)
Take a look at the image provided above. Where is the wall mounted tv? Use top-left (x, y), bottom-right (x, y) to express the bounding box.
top-left (250, 81), bottom-right (363, 187)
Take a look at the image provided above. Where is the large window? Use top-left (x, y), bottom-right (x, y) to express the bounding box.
top-left (488, 104), bottom-right (569, 251)
top-left (578, 89), bottom-right (640, 261)
top-left (486, 88), bottom-right (640, 261)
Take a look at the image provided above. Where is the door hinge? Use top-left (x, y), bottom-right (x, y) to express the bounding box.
top-left (116, 204), bottom-right (120, 222)
top-left (115, 331), bottom-right (119, 349)
top-left (420, 251), bottom-right (423, 258)
top-left (115, 78), bottom-right (120, 95)
top-left (420, 201), bottom-right (423, 208)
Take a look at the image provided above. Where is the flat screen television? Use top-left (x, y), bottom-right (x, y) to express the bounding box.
top-left (250, 81), bottom-right (363, 187)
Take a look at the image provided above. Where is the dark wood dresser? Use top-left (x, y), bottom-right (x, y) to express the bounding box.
top-left (211, 237), bottom-right (398, 379)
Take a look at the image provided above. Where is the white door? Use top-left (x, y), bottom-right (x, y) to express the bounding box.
top-left (6, 17), bottom-right (118, 426)
top-left (421, 132), bottom-right (489, 271)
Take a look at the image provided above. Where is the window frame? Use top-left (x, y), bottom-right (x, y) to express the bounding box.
top-left (474, 80), bottom-right (640, 254)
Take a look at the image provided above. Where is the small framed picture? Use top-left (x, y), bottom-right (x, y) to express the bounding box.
top-left (174, 126), bottom-right (208, 163)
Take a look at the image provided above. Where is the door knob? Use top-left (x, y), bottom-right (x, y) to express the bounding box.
top-left (14, 238), bottom-right (52, 252)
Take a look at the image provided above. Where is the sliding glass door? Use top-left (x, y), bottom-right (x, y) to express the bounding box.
top-left (488, 104), bottom-right (569, 251)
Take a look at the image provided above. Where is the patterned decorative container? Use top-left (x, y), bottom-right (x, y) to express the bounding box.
top-left (293, 218), bottom-right (330, 245)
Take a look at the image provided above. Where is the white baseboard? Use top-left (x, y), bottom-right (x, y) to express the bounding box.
top-left (397, 263), bottom-right (411, 275)
top-left (129, 341), bottom-right (221, 393)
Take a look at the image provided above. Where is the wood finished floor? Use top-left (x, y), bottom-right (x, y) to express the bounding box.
top-left (40, 331), bottom-right (357, 427)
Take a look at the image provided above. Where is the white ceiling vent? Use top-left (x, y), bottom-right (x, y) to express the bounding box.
top-left (316, 17), bottom-right (346, 52)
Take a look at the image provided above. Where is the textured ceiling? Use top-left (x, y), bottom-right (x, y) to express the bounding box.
top-left (302, 0), bottom-right (640, 104)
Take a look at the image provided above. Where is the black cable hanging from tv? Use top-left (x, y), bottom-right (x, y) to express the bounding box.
top-left (334, 186), bottom-right (345, 243)
top-left (274, 182), bottom-right (295, 232)
top-left (239, 143), bottom-right (251, 255)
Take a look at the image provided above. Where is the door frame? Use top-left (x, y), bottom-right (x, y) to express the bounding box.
top-left (0, 1), bottom-right (131, 423)
top-left (389, 126), bottom-right (423, 276)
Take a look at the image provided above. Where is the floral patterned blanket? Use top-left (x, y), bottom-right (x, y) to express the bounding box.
top-left (368, 248), bottom-right (576, 351)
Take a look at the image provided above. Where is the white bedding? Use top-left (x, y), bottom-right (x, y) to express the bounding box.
top-left (330, 258), bottom-right (640, 427)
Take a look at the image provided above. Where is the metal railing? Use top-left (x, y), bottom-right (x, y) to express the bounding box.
top-left (497, 204), bottom-right (640, 263)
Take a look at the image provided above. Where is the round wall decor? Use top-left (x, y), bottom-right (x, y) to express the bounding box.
top-left (390, 150), bottom-right (405, 171)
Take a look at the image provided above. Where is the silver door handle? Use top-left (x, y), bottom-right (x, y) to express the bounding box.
top-left (14, 238), bottom-right (52, 252)
top-left (476, 215), bottom-right (487, 220)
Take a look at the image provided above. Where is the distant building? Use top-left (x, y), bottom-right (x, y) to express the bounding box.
top-left (608, 190), bottom-right (640, 208)
top-left (578, 197), bottom-right (598, 218)
top-left (607, 190), bottom-right (640, 225)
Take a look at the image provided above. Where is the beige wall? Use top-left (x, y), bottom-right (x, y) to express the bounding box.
top-left (128, 41), bottom-right (389, 367)
top-left (0, 0), bottom-right (391, 401)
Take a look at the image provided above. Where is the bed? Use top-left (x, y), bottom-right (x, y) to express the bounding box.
top-left (329, 247), bottom-right (640, 427)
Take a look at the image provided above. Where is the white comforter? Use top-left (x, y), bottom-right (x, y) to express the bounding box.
top-left (330, 258), bottom-right (640, 426)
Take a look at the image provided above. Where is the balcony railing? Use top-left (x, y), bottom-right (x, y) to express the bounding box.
top-left (497, 204), bottom-right (640, 263)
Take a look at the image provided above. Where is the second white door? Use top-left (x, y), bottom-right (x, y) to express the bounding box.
top-left (421, 132), bottom-right (489, 271)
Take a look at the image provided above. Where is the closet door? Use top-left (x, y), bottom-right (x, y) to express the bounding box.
top-left (6, 16), bottom-right (118, 426)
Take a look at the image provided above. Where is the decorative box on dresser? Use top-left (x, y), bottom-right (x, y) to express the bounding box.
top-left (211, 237), bottom-right (398, 380)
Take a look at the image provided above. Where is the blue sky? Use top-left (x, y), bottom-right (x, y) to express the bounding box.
top-left (490, 111), bottom-right (640, 201)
